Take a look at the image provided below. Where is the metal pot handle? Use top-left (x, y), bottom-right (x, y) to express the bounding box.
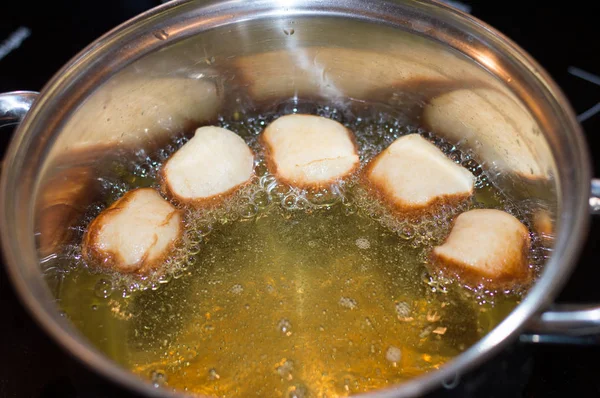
top-left (0, 91), bottom-right (38, 173)
top-left (590, 178), bottom-right (600, 215)
top-left (522, 178), bottom-right (600, 343)
top-left (0, 91), bottom-right (38, 127)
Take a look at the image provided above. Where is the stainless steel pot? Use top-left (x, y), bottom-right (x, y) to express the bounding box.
top-left (1, 0), bottom-right (599, 397)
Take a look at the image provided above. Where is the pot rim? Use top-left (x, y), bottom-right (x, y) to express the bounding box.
top-left (0, 1), bottom-right (591, 397)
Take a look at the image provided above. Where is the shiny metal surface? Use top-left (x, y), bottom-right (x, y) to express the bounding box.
top-left (0, 91), bottom-right (38, 127)
top-left (590, 178), bottom-right (600, 214)
top-left (528, 304), bottom-right (600, 336)
top-left (0, 1), bottom-right (593, 397)
top-left (0, 91), bottom-right (38, 174)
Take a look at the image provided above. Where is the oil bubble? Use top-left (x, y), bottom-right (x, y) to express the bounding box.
top-left (255, 161), bottom-right (269, 176)
top-left (355, 237), bottom-right (371, 250)
top-left (94, 279), bottom-right (113, 299)
top-left (230, 284), bottom-right (244, 294)
top-left (288, 383), bottom-right (308, 398)
top-left (253, 191), bottom-right (270, 208)
top-left (209, 368), bottom-right (220, 380)
top-left (150, 369), bottom-right (168, 387)
top-left (269, 183), bottom-right (290, 200)
top-left (282, 195), bottom-right (296, 210)
top-left (276, 359), bottom-right (294, 379)
top-left (158, 273), bottom-right (172, 284)
top-left (385, 346), bottom-right (402, 364)
top-left (339, 297), bottom-right (358, 310)
top-left (240, 203), bottom-right (259, 219)
top-left (395, 302), bottom-right (411, 318)
top-left (278, 318), bottom-right (293, 335)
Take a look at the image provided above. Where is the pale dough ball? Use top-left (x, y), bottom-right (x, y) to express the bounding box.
top-left (262, 114), bottom-right (359, 188)
top-left (82, 188), bottom-right (182, 275)
top-left (366, 134), bottom-right (474, 214)
top-left (430, 209), bottom-right (531, 289)
top-left (162, 126), bottom-right (254, 204)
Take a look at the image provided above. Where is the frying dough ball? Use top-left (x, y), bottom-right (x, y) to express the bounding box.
top-left (365, 134), bottom-right (474, 214)
top-left (430, 209), bottom-right (531, 289)
top-left (82, 188), bottom-right (182, 275)
top-left (262, 114), bottom-right (359, 188)
top-left (162, 126), bottom-right (254, 204)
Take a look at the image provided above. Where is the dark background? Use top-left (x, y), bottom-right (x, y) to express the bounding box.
top-left (1, 1), bottom-right (600, 397)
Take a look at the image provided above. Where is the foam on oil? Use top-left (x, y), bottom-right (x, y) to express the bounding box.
top-left (51, 101), bottom-right (550, 397)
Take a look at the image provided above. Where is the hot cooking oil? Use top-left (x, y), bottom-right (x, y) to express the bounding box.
top-left (52, 102), bottom-right (546, 397)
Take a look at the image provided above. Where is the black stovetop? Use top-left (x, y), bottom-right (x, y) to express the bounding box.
top-left (1, 1), bottom-right (600, 397)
